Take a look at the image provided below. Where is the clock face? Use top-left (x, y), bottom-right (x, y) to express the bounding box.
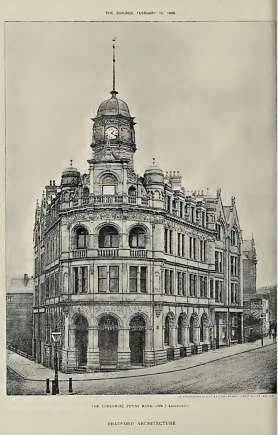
top-left (105, 126), bottom-right (118, 140)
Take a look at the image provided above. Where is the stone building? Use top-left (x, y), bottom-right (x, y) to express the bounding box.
top-left (243, 296), bottom-right (270, 340)
top-left (7, 274), bottom-right (34, 355)
top-left (33, 47), bottom-right (244, 372)
top-left (242, 237), bottom-right (257, 301)
top-left (257, 285), bottom-right (277, 325)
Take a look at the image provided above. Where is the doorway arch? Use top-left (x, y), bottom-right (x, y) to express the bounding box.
top-left (189, 315), bottom-right (195, 343)
top-left (200, 313), bottom-right (209, 342)
top-left (98, 315), bottom-right (119, 366)
top-left (75, 315), bottom-right (88, 367)
top-left (129, 315), bottom-right (145, 365)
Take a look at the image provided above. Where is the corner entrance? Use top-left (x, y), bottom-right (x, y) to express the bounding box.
top-left (75, 315), bottom-right (88, 367)
top-left (129, 316), bottom-right (145, 365)
top-left (98, 316), bottom-right (118, 367)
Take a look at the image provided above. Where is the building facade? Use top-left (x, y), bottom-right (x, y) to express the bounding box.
top-left (243, 296), bottom-right (270, 340)
top-left (257, 285), bottom-right (277, 325)
top-left (7, 274), bottom-right (34, 355)
top-left (33, 55), bottom-right (244, 372)
top-left (242, 237), bottom-right (257, 301)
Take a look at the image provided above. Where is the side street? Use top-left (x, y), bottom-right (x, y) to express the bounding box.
top-left (7, 338), bottom-right (276, 395)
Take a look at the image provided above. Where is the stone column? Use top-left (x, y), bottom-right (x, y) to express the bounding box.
top-left (137, 267), bottom-right (141, 292)
top-left (144, 327), bottom-right (155, 366)
top-left (78, 267), bottom-right (82, 293)
top-left (118, 328), bottom-right (130, 369)
top-left (87, 327), bottom-right (100, 370)
top-left (184, 325), bottom-right (192, 356)
top-left (184, 326), bottom-right (190, 345)
top-left (204, 326), bottom-right (210, 343)
top-left (193, 326), bottom-right (200, 344)
top-left (180, 324), bottom-right (186, 346)
top-left (89, 265), bottom-right (94, 293)
top-left (61, 327), bottom-right (77, 372)
top-left (170, 326), bottom-right (180, 359)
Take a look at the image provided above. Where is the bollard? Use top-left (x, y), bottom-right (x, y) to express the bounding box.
top-left (52, 380), bottom-right (56, 395)
top-left (69, 377), bottom-right (73, 393)
top-left (46, 378), bottom-right (50, 394)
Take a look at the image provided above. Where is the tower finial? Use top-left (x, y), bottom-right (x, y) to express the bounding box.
top-left (111, 38), bottom-right (118, 96)
top-left (152, 157), bottom-right (156, 166)
top-left (70, 159), bottom-right (73, 167)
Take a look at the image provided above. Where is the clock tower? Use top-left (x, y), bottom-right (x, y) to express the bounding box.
top-left (91, 40), bottom-right (136, 166)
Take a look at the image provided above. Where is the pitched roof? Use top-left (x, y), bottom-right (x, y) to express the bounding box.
top-left (7, 275), bottom-right (34, 294)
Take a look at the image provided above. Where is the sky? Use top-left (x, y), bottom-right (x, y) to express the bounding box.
top-left (5, 21), bottom-right (276, 287)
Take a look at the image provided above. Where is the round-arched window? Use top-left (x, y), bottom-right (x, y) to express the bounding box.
top-left (101, 173), bottom-right (118, 195)
top-left (75, 226), bottom-right (88, 249)
top-left (99, 225), bottom-right (119, 248)
top-left (129, 226), bottom-right (146, 248)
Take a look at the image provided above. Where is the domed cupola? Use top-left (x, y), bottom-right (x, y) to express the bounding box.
top-left (61, 161), bottom-right (81, 187)
top-left (144, 158), bottom-right (164, 185)
top-left (96, 91), bottom-right (131, 118)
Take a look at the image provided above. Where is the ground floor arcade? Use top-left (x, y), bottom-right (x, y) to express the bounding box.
top-left (33, 305), bottom-right (243, 372)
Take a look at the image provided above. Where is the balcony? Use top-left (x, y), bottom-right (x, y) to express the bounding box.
top-left (91, 195), bottom-right (123, 204)
top-left (80, 195), bottom-right (150, 207)
top-left (130, 249), bottom-right (147, 258)
top-left (98, 249), bottom-right (119, 257)
top-left (72, 249), bottom-right (87, 258)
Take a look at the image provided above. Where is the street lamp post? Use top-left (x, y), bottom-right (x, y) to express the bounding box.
top-left (51, 331), bottom-right (61, 394)
top-left (260, 314), bottom-right (264, 347)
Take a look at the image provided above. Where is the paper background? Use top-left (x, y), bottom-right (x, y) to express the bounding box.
top-left (0, 1), bottom-right (276, 434)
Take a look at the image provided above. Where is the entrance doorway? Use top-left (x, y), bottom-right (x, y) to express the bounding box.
top-left (98, 316), bottom-right (118, 366)
top-left (75, 315), bottom-right (88, 367)
top-left (129, 316), bottom-right (145, 365)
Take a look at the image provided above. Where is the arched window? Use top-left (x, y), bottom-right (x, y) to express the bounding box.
top-left (164, 315), bottom-right (170, 345)
top-left (129, 226), bottom-right (146, 248)
top-left (216, 222), bottom-right (221, 241)
top-left (99, 225), bottom-right (119, 248)
top-left (83, 187), bottom-right (89, 197)
top-left (128, 186), bottom-right (136, 197)
top-left (231, 228), bottom-right (237, 246)
top-left (75, 226), bottom-right (88, 249)
top-left (101, 173), bottom-right (118, 195)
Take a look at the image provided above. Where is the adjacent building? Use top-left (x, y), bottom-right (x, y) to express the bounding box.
top-left (33, 48), bottom-right (245, 372)
top-left (257, 285), bottom-right (277, 326)
top-left (243, 296), bottom-right (270, 340)
top-left (242, 237), bottom-right (257, 301)
top-left (6, 274), bottom-right (34, 355)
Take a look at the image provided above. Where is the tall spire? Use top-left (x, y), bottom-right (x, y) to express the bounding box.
top-left (111, 38), bottom-right (118, 97)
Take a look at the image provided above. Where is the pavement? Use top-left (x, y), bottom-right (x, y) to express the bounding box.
top-left (7, 337), bottom-right (276, 383)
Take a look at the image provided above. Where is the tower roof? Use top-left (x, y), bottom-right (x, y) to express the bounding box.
top-left (144, 158), bottom-right (164, 175)
top-left (61, 160), bottom-right (80, 177)
top-left (96, 39), bottom-right (131, 118)
top-left (96, 93), bottom-right (131, 117)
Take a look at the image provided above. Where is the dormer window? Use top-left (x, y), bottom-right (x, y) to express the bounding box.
top-left (101, 173), bottom-right (118, 195)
